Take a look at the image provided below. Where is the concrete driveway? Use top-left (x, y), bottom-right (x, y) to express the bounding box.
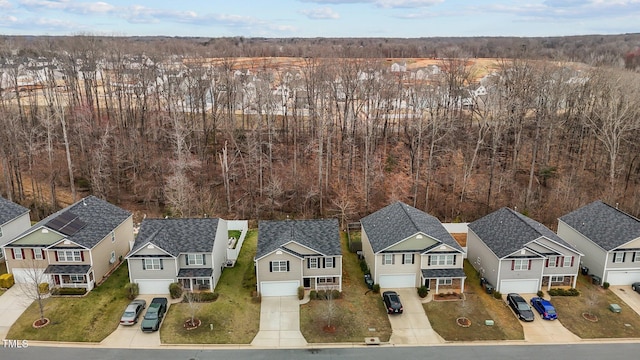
top-left (0, 285), bottom-right (33, 339)
top-left (100, 294), bottom-right (172, 348)
top-left (611, 286), bottom-right (640, 316)
top-left (251, 296), bottom-right (306, 348)
top-left (384, 288), bottom-right (444, 346)
top-left (511, 294), bottom-right (580, 343)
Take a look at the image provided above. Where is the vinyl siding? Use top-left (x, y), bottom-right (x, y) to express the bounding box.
top-left (557, 220), bottom-right (608, 279)
top-left (384, 233), bottom-right (438, 252)
top-left (257, 251), bottom-right (301, 282)
top-left (303, 256), bottom-right (342, 277)
top-left (91, 216), bottom-right (134, 284)
top-left (128, 257), bottom-right (177, 280)
top-left (466, 229), bottom-right (502, 287)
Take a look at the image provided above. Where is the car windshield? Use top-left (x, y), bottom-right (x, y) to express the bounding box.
top-left (123, 311), bottom-right (136, 317)
top-left (546, 308), bottom-right (556, 314)
top-left (517, 303), bottom-right (530, 311)
top-left (144, 312), bottom-right (158, 320)
top-left (389, 295), bottom-right (399, 302)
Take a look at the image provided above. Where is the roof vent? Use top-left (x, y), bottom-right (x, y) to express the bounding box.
top-left (439, 245), bottom-right (446, 250)
top-left (520, 249), bottom-right (526, 255)
top-left (147, 244), bottom-right (155, 249)
top-left (64, 240), bottom-right (70, 245)
top-left (276, 250), bottom-right (283, 255)
top-left (416, 235), bottom-right (423, 239)
top-left (42, 228), bottom-right (49, 234)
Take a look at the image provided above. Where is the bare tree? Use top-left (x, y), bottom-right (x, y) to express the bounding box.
top-left (18, 259), bottom-right (50, 326)
top-left (183, 291), bottom-right (202, 328)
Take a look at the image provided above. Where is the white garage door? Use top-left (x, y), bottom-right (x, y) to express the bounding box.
top-left (499, 279), bottom-right (539, 294)
top-left (136, 279), bottom-right (173, 294)
top-left (260, 281), bottom-right (300, 297)
top-left (10, 268), bottom-right (48, 284)
top-left (379, 274), bottom-right (416, 288)
top-left (606, 271), bottom-right (640, 285)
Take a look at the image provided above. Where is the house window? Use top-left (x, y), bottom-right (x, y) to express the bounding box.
top-left (34, 249), bottom-right (44, 260)
top-left (613, 252), bottom-right (625, 263)
top-left (69, 274), bottom-right (84, 283)
top-left (563, 256), bottom-right (572, 267)
top-left (0, 227), bottom-right (3, 237)
top-left (634, 252), bottom-right (640, 262)
top-left (111, 232), bottom-right (115, 243)
top-left (187, 254), bottom-right (204, 266)
top-left (383, 254), bottom-right (394, 265)
top-left (58, 250), bottom-right (82, 262)
top-left (513, 259), bottom-right (529, 271)
top-left (318, 277), bottom-right (336, 284)
top-left (309, 258), bottom-right (318, 269)
top-left (547, 256), bottom-right (557, 267)
top-left (438, 278), bottom-right (452, 285)
top-left (403, 253), bottom-right (414, 265)
top-left (325, 257), bottom-right (334, 268)
top-left (271, 260), bottom-right (288, 272)
top-left (195, 279), bottom-right (210, 287)
top-left (430, 254), bottom-right (454, 266)
top-left (551, 276), bottom-right (564, 283)
top-left (13, 249), bottom-right (23, 260)
top-left (144, 258), bottom-right (162, 270)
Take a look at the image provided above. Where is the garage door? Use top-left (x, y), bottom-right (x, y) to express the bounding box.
top-left (379, 274), bottom-right (416, 288)
top-left (499, 279), bottom-right (539, 294)
top-left (260, 281), bottom-right (300, 297)
top-left (606, 271), bottom-right (640, 285)
top-left (10, 268), bottom-right (47, 284)
top-left (136, 279), bottom-right (173, 294)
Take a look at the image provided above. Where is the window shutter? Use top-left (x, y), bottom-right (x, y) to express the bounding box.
top-left (286, 261), bottom-right (290, 272)
top-left (203, 255), bottom-right (206, 265)
top-left (42, 249), bottom-right (46, 259)
top-left (555, 257), bottom-right (559, 267)
top-left (452, 255), bottom-right (456, 265)
top-left (412, 254), bottom-right (415, 264)
top-left (622, 253), bottom-right (626, 262)
top-left (185, 255), bottom-right (189, 266)
top-left (307, 258), bottom-right (310, 269)
top-left (55, 251), bottom-right (59, 261)
top-left (392, 254), bottom-right (395, 265)
top-left (21, 249), bottom-right (25, 258)
top-left (322, 258), bottom-right (326, 268)
top-left (143, 260), bottom-right (146, 270)
top-left (160, 259), bottom-right (164, 270)
top-left (269, 262), bottom-right (273, 272)
top-left (545, 258), bottom-right (549, 267)
top-left (80, 251), bottom-right (84, 261)
top-left (511, 260), bottom-right (515, 270)
top-left (528, 260), bottom-right (532, 270)
top-left (571, 256), bottom-right (574, 267)
top-left (428, 256), bottom-right (431, 266)
top-left (11, 248), bottom-right (15, 259)
top-left (332, 257), bottom-right (335, 268)
top-left (31, 249), bottom-right (35, 258)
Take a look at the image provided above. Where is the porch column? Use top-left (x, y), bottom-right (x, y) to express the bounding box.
top-left (572, 275), bottom-right (577, 289)
top-left (547, 276), bottom-right (551, 291)
top-left (460, 277), bottom-right (465, 294)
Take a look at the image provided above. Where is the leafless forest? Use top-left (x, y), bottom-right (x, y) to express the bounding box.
top-left (1, 35), bottom-right (640, 227)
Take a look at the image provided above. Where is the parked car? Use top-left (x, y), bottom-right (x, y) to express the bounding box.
top-left (140, 297), bottom-right (168, 332)
top-left (506, 293), bottom-right (534, 322)
top-left (632, 282), bottom-right (640, 294)
top-left (382, 291), bottom-right (403, 314)
top-left (120, 299), bottom-right (147, 326)
top-left (530, 297), bottom-right (557, 320)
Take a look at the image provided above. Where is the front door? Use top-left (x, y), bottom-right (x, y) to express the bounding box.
top-left (303, 278), bottom-right (311, 288)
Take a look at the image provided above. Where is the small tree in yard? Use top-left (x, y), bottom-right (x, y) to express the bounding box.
top-left (322, 286), bottom-right (341, 332)
top-left (18, 259), bottom-right (50, 327)
top-left (184, 292), bottom-right (202, 329)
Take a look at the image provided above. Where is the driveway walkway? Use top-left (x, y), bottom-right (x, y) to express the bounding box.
top-left (386, 288), bottom-right (444, 345)
top-left (251, 296), bottom-right (306, 348)
top-left (517, 294), bottom-right (580, 343)
top-left (0, 285), bottom-right (34, 339)
top-left (612, 286), bottom-right (640, 316)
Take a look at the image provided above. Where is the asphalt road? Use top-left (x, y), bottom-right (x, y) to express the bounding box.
top-left (3, 344), bottom-right (640, 360)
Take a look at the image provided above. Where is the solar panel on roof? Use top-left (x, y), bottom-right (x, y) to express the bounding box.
top-left (46, 211), bottom-right (85, 236)
top-left (59, 218), bottom-right (87, 236)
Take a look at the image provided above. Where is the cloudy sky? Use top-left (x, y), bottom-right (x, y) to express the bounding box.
top-left (0, 0), bottom-right (638, 38)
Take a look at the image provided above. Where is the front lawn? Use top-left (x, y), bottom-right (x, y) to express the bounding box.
top-left (300, 232), bottom-right (392, 343)
top-left (6, 263), bottom-right (131, 342)
top-left (553, 274), bottom-right (640, 338)
top-left (160, 230), bottom-right (260, 344)
top-left (424, 261), bottom-right (524, 341)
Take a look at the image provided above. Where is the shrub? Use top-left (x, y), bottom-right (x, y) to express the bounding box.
top-left (602, 282), bottom-right (610, 289)
top-left (493, 290), bottom-right (502, 299)
top-left (549, 288), bottom-right (580, 296)
top-left (192, 291), bottom-right (219, 302)
top-left (418, 286), bottom-right (429, 298)
top-left (537, 290), bottom-right (544, 298)
top-left (52, 287), bottom-right (87, 296)
top-left (309, 290), bottom-right (318, 300)
top-left (124, 283), bottom-right (139, 300)
top-left (0, 273), bottom-right (15, 289)
top-left (359, 259), bottom-right (369, 274)
top-left (169, 282), bottom-right (183, 299)
top-left (372, 284), bottom-right (380, 293)
top-left (331, 289), bottom-right (341, 299)
top-left (297, 286), bottom-right (305, 300)
top-left (38, 283), bottom-right (49, 294)
top-left (316, 289), bottom-right (326, 300)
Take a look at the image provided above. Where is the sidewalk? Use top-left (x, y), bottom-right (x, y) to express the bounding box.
top-left (0, 285), bottom-right (33, 340)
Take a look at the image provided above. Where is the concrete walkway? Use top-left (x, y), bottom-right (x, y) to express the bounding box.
top-left (386, 288), bottom-right (444, 345)
top-left (511, 294), bottom-right (580, 343)
top-left (251, 296), bottom-right (307, 348)
top-left (0, 285), bottom-right (34, 339)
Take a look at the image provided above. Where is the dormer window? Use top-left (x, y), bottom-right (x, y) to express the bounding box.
top-left (186, 254), bottom-right (204, 266)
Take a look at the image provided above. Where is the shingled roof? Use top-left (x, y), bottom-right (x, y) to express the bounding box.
top-left (130, 218), bottom-right (220, 257)
top-left (559, 200), bottom-right (640, 251)
top-left (0, 196), bottom-right (29, 226)
top-left (256, 219), bottom-right (341, 259)
top-left (360, 201), bottom-right (462, 253)
top-left (468, 207), bottom-right (577, 258)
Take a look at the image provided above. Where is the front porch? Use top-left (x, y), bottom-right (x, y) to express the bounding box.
top-left (541, 274), bottom-right (577, 290)
top-left (45, 264), bottom-right (95, 291)
top-left (422, 268), bottom-right (466, 294)
top-left (303, 275), bottom-right (342, 292)
top-left (177, 268), bottom-right (213, 292)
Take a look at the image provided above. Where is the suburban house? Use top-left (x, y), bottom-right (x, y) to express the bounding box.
top-left (360, 202), bottom-right (466, 293)
top-left (126, 218), bottom-right (231, 294)
top-left (558, 200), bottom-right (640, 285)
top-left (467, 207), bottom-right (583, 294)
top-left (255, 219), bottom-right (342, 297)
top-left (0, 196), bottom-right (31, 259)
top-left (2, 196), bottom-right (133, 291)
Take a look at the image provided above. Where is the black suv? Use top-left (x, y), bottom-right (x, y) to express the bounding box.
top-left (382, 291), bottom-right (403, 314)
top-left (506, 293), bottom-right (534, 322)
top-left (141, 297), bottom-right (168, 332)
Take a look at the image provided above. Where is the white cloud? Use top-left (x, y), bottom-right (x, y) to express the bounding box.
top-left (300, 7), bottom-right (340, 19)
top-left (0, 0), bottom-right (13, 9)
top-left (299, 0), bottom-right (442, 7)
top-left (19, 0), bottom-right (115, 14)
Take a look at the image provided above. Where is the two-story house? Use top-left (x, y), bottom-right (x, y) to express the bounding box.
top-left (3, 196), bottom-right (133, 291)
top-left (126, 218), bottom-right (230, 294)
top-left (255, 219), bottom-right (342, 297)
top-left (0, 196), bottom-right (31, 260)
top-left (467, 207), bottom-right (583, 294)
top-left (360, 202), bottom-right (466, 293)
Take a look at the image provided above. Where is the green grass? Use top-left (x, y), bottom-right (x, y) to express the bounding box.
top-left (553, 274), bottom-right (640, 338)
top-left (6, 263), bottom-right (131, 342)
top-left (160, 230), bottom-right (260, 344)
top-left (0, 261), bottom-right (7, 296)
top-left (423, 261), bottom-right (524, 341)
top-left (300, 232), bottom-right (392, 343)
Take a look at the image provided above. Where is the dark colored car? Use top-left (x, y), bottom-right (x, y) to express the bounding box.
top-left (632, 282), bottom-right (640, 294)
top-left (530, 297), bottom-right (557, 320)
top-left (120, 299), bottom-right (147, 326)
top-left (141, 297), bottom-right (168, 332)
top-left (506, 293), bottom-right (534, 322)
top-left (382, 291), bottom-right (403, 314)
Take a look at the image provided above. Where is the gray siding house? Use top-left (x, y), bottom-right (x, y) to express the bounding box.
top-left (3, 196), bottom-right (133, 291)
top-left (127, 218), bottom-right (230, 294)
top-left (558, 200), bottom-right (640, 285)
top-left (360, 202), bottom-right (466, 293)
top-left (0, 196), bottom-right (31, 259)
top-left (468, 207), bottom-right (582, 294)
top-left (255, 219), bottom-right (342, 297)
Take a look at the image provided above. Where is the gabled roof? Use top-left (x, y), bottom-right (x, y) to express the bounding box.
top-left (256, 219), bottom-right (341, 259)
top-left (10, 196), bottom-right (130, 249)
top-left (0, 196), bottom-right (29, 226)
top-left (130, 218), bottom-right (220, 256)
top-left (559, 200), bottom-right (640, 251)
top-left (468, 207), bottom-right (577, 259)
top-left (360, 201), bottom-right (462, 253)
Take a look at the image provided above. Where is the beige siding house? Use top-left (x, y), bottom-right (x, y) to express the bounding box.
top-left (3, 196), bottom-right (133, 291)
top-left (360, 202), bottom-right (466, 294)
top-left (255, 219), bottom-right (342, 297)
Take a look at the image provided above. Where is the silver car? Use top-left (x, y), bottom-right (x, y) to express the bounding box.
top-left (120, 299), bottom-right (147, 326)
